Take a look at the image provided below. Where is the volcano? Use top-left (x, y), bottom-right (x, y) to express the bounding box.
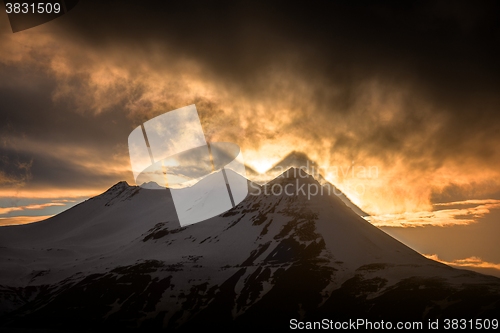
top-left (0, 168), bottom-right (499, 331)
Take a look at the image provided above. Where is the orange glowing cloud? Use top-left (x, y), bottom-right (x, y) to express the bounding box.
top-left (424, 254), bottom-right (500, 272)
top-left (365, 199), bottom-right (500, 227)
top-left (0, 215), bottom-right (53, 227)
top-left (0, 202), bottom-right (67, 215)
top-left (1, 15), bottom-right (500, 221)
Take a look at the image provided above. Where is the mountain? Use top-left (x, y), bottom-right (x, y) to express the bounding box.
top-left (256, 151), bottom-right (368, 216)
top-left (0, 169), bottom-right (499, 332)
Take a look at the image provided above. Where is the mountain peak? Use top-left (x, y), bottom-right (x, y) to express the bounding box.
top-left (274, 151), bottom-right (319, 168)
top-left (282, 150), bottom-right (310, 159)
top-left (140, 181), bottom-right (166, 190)
top-left (264, 165), bottom-right (368, 217)
top-left (109, 181), bottom-right (131, 189)
top-left (101, 181), bottom-right (133, 196)
top-left (1, 158), bottom-right (499, 329)
top-left (267, 166), bottom-right (317, 185)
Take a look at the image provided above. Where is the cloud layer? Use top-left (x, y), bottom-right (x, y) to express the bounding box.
top-left (1, 1), bottom-right (500, 217)
top-left (366, 199), bottom-right (500, 227)
top-left (425, 254), bottom-right (500, 277)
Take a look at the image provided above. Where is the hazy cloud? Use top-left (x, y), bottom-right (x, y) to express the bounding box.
top-left (366, 199), bottom-right (500, 227)
top-left (424, 254), bottom-right (500, 272)
top-left (0, 202), bottom-right (67, 215)
top-left (0, 215), bottom-right (53, 226)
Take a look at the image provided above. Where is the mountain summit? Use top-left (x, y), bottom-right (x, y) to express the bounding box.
top-left (0, 169), bottom-right (499, 331)
top-left (254, 152), bottom-right (368, 216)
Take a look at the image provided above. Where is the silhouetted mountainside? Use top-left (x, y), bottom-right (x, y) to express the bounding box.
top-left (249, 151), bottom-right (368, 216)
top-left (0, 169), bottom-right (499, 331)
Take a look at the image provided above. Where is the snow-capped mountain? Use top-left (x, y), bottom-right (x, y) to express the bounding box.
top-left (252, 151), bottom-right (368, 216)
top-left (0, 168), bottom-right (499, 331)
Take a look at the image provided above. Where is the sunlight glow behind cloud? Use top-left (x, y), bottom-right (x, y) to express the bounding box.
top-left (365, 199), bottom-right (500, 227)
top-left (424, 254), bottom-right (500, 272)
top-left (0, 202), bottom-right (66, 215)
top-left (1, 8), bottom-right (500, 220)
top-left (0, 215), bottom-right (53, 226)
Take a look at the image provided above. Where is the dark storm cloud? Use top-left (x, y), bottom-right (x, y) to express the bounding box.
top-left (0, 65), bottom-right (133, 190)
top-left (55, 0), bottom-right (500, 158)
top-left (1, 0), bottom-right (499, 213)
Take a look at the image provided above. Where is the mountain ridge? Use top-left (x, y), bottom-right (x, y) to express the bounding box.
top-left (0, 168), bottom-right (499, 331)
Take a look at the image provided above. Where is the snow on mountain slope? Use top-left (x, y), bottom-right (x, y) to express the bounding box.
top-left (0, 168), bottom-right (499, 331)
top-left (262, 151), bottom-right (368, 216)
top-left (0, 181), bottom-right (176, 284)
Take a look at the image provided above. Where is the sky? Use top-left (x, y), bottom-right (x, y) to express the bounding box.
top-left (0, 1), bottom-right (499, 276)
